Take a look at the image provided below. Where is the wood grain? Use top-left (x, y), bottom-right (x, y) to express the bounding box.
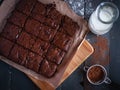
top-left (27, 39), bottom-right (94, 90)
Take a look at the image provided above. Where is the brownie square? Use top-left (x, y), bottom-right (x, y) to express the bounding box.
top-left (17, 31), bottom-right (35, 49)
top-left (44, 17), bottom-right (60, 29)
top-left (25, 52), bottom-right (43, 72)
top-left (46, 45), bottom-right (66, 65)
top-left (8, 10), bottom-right (27, 27)
top-left (39, 60), bottom-right (57, 77)
top-left (47, 7), bottom-right (63, 22)
top-left (31, 39), bottom-right (49, 56)
top-left (38, 24), bottom-right (57, 41)
top-left (32, 1), bottom-right (46, 16)
top-left (30, 1), bottom-right (46, 22)
top-left (9, 44), bottom-right (28, 65)
top-left (60, 16), bottom-right (80, 37)
top-left (45, 4), bottom-right (62, 29)
top-left (1, 23), bottom-right (22, 41)
top-left (25, 18), bottom-right (41, 37)
top-left (0, 37), bottom-right (13, 57)
top-left (16, 0), bottom-right (37, 15)
top-left (53, 32), bottom-right (72, 51)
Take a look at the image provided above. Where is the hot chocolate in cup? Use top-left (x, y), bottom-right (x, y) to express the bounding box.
top-left (84, 64), bottom-right (111, 85)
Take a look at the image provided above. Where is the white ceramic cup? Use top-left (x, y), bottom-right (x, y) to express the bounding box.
top-left (84, 64), bottom-right (111, 85)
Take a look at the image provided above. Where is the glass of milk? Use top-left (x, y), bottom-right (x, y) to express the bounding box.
top-left (89, 2), bottom-right (119, 35)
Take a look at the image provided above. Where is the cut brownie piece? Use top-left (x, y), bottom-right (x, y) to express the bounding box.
top-left (59, 16), bottom-right (81, 37)
top-left (31, 39), bottom-right (49, 56)
top-left (25, 18), bottom-right (41, 37)
top-left (44, 17), bottom-right (60, 29)
top-left (25, 51), bottom-right (43, 72)
top-left (46, 6), bottom-right (63, 23)
top-left (17, 31), bottom-right (35, 49)
top-left (1, 23), bottom-right (22, 41)
top-left (53, 32), bottom-right (72, 51)
top-left (0, 37), bottom-right (13, 57)
top-left (9, 44), bottom-right (28, 65)
top-left (38, 24), bottom-right (57, 41)
top-left (32, 1), bottom-right (46, 16)
top-left (8, 10), bottom-right (27, 27)
top-left (16, 0), bottom-right (36, 15)
top-left (30, 1), bottom-right (46, 23)
top-left (46, 45), bottom-right (66, 65)
top-left (39, 60), bottom-right (57, 78)
top-left (45, 4), bottom-right (63, 29)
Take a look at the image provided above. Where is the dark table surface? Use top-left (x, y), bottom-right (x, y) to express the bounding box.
top-left (0, 0), bottom-right (120, 90)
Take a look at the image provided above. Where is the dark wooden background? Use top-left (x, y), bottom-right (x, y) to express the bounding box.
top-left (0, 0), bottom-right (120, 90)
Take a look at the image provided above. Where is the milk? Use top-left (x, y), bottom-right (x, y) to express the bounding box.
top-left (89, 12), bottom-right (113, 35)
top-left (88, 4), bottom-right (115, 35)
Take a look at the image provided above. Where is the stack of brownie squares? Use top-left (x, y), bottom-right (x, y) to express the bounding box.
top-left (0, 0), bottom-right (82, 78)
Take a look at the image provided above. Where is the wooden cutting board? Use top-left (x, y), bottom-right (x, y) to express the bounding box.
top-left (26, 39), bottom-right (94, 90)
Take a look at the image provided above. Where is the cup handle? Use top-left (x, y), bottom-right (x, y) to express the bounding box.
top-left (83, 66), bottom-right (89, 72)
top-left (104, 77), bottom-right (111, 84)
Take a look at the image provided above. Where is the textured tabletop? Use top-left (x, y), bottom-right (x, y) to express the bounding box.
top-left (0, 0), bottom-right (120, 90)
